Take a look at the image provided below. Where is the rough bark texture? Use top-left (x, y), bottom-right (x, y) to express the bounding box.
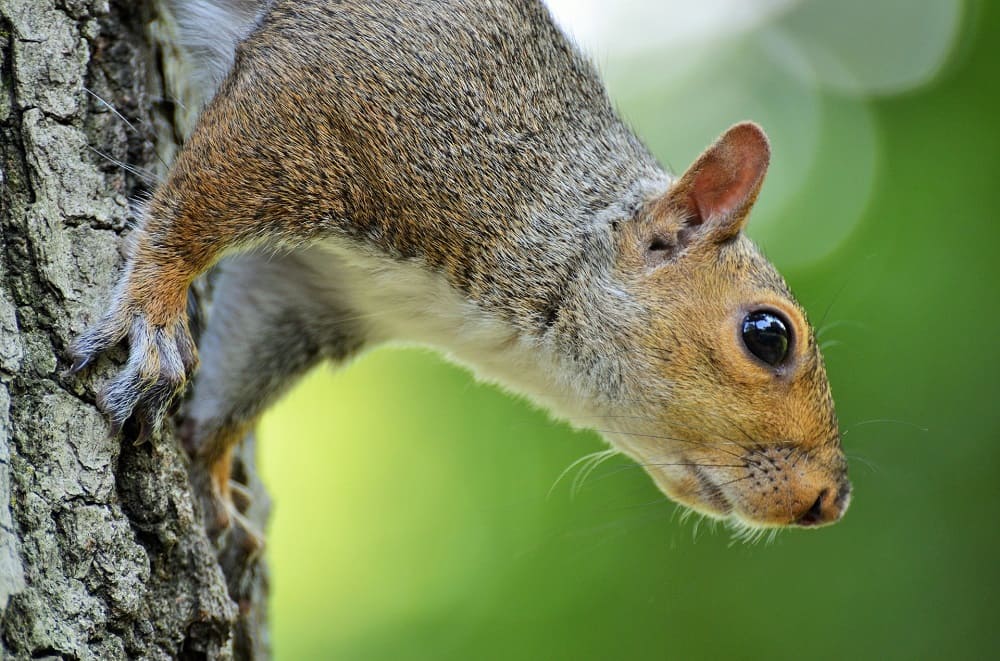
top-left (0, 0), bottom-right (269, 657)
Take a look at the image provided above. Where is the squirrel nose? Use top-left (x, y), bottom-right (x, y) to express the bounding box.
top-left (794, 480), bottom-right (851, 527)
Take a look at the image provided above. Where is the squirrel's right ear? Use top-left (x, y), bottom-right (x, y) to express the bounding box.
top-left (655, 122), bottom-right (770, 246)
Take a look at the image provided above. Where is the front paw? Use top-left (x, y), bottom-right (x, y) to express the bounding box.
top-left (72, 309), bottom-right (198, 435)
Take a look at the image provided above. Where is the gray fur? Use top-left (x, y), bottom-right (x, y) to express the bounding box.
top-left (186, 248), bottom-right (367, 450)
top-left (170, 0), bottom-right (270, 93)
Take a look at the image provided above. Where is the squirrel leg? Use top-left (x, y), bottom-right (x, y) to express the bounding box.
top-left (71, 226), bottom-right (213, 436)
top-left (181, 249), bottom-right (368, 542)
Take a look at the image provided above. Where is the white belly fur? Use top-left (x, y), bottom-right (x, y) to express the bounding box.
top-left (303, 241), bottom-right (595, 426)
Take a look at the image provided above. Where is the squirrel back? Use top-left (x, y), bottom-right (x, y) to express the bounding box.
top-left (169, 0), bottom-right (667, 336)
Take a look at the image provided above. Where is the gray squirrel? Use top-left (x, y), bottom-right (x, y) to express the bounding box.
top-left (72, 0), bottom-right (851, 545)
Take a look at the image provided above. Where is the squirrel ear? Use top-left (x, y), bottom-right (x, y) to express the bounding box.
top-left (662, 122), bottom-right (770, 243)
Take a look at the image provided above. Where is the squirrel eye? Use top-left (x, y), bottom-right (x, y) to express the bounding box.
top-left (741, 311), bottom-right (790, 366)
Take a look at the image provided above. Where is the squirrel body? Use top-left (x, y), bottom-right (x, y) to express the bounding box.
top-left (73, 0), bottom-right (851, 542)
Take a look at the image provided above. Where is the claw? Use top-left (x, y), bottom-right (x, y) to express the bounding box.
top-left (228, 510), bottom-right (265, 554)
top-left (228, 480), bottom-right (253, 514)
top-left (189, 459), bottom-right (232, 540)
top-left (72, 306), bottom-right (197, 436)
top-left (70, 307), bottom-right (131, 371)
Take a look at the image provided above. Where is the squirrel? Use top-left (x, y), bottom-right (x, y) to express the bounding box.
top-left (71, 0), bottom-right (851, 546)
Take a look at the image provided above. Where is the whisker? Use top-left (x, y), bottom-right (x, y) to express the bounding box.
top-left (842, 418), bottom-right (929, 435)
top-left (790, 450), bottom-right (808, 471)
top-left (550, 507), bottom-right (673, 552)
top-left (846, 452), bottom-right (879, 473)
top-left (816, 253), bottom-right (875, 331)
top-left (648, 417), bottom-right (753, 449)
top-left (690, 513), bottom-right (711, 541)
top-left (727, 520), bottom-right (781, 547)
top-left (85, 87), bottom-right (141, 134)
top-left (714, 475), bottom-right (753, 489)
top-left (638, 462), bottom-right (744, 469)
top-left (580, 460), bottom-right (746, 490)
top-left (593, 428), bottom-right (745, 460)
top-left (597, 495), bottom-right (671, 513)
top-left (727, 419), bottom-right (758, 446)
top-left (571, 448), bottom-right (619, 497)
top-left (815, 319), bottom-right (866, 338)
top-left (150, 94), bottom-right (188, 112)
top-left (84, 87), bottom-right (171, 172)
top-left (547, 448), bottom-right (616, 500)
top-left (788, 445), bottom-right (849, 476)
top-left (87, 146), bottom-right (162, 185)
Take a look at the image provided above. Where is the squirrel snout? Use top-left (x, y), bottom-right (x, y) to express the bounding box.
top-left (794, 480), bottom-right (851, 527)
top-left (724, 444), bottom-right (851, 529)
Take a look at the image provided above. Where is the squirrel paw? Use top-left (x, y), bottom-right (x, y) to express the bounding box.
top-left (203, 483), bottom-right (265, 556)
top-left (227, 507), bottom-right (266, 556)
top-left (71, 309), bottom-right (198, 436)
top-left (189, 457), bottom-right (265, 552)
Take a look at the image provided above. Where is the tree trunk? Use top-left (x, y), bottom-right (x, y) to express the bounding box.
top-left (0, 1), bottom-right (269, 658)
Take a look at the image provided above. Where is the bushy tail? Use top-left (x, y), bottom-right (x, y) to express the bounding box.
top-left (169, 0), bottom-right (269, 93)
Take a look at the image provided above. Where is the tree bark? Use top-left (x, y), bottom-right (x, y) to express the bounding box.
top-left (0, 1), bottom-right (269, 658)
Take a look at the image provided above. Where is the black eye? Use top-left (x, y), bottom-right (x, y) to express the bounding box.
top-left (741, 311), bottom-right (790, 366)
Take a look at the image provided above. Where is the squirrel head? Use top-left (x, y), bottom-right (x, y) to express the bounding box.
top-left (607, 123), bottom-right (850, 530)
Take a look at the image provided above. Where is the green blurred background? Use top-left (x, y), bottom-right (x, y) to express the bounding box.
top-left (257, 0), bottom-right (999, 658)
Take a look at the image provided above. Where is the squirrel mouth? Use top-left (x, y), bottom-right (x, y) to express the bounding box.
top-left (691, 466), bottom-right (733, 517)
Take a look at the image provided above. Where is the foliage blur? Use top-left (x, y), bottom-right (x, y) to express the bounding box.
top-left (258, 0), bottom-right (999, 658)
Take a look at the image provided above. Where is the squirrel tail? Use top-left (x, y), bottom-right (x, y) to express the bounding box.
top-left (169, 0), bottom-right (269, 93)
